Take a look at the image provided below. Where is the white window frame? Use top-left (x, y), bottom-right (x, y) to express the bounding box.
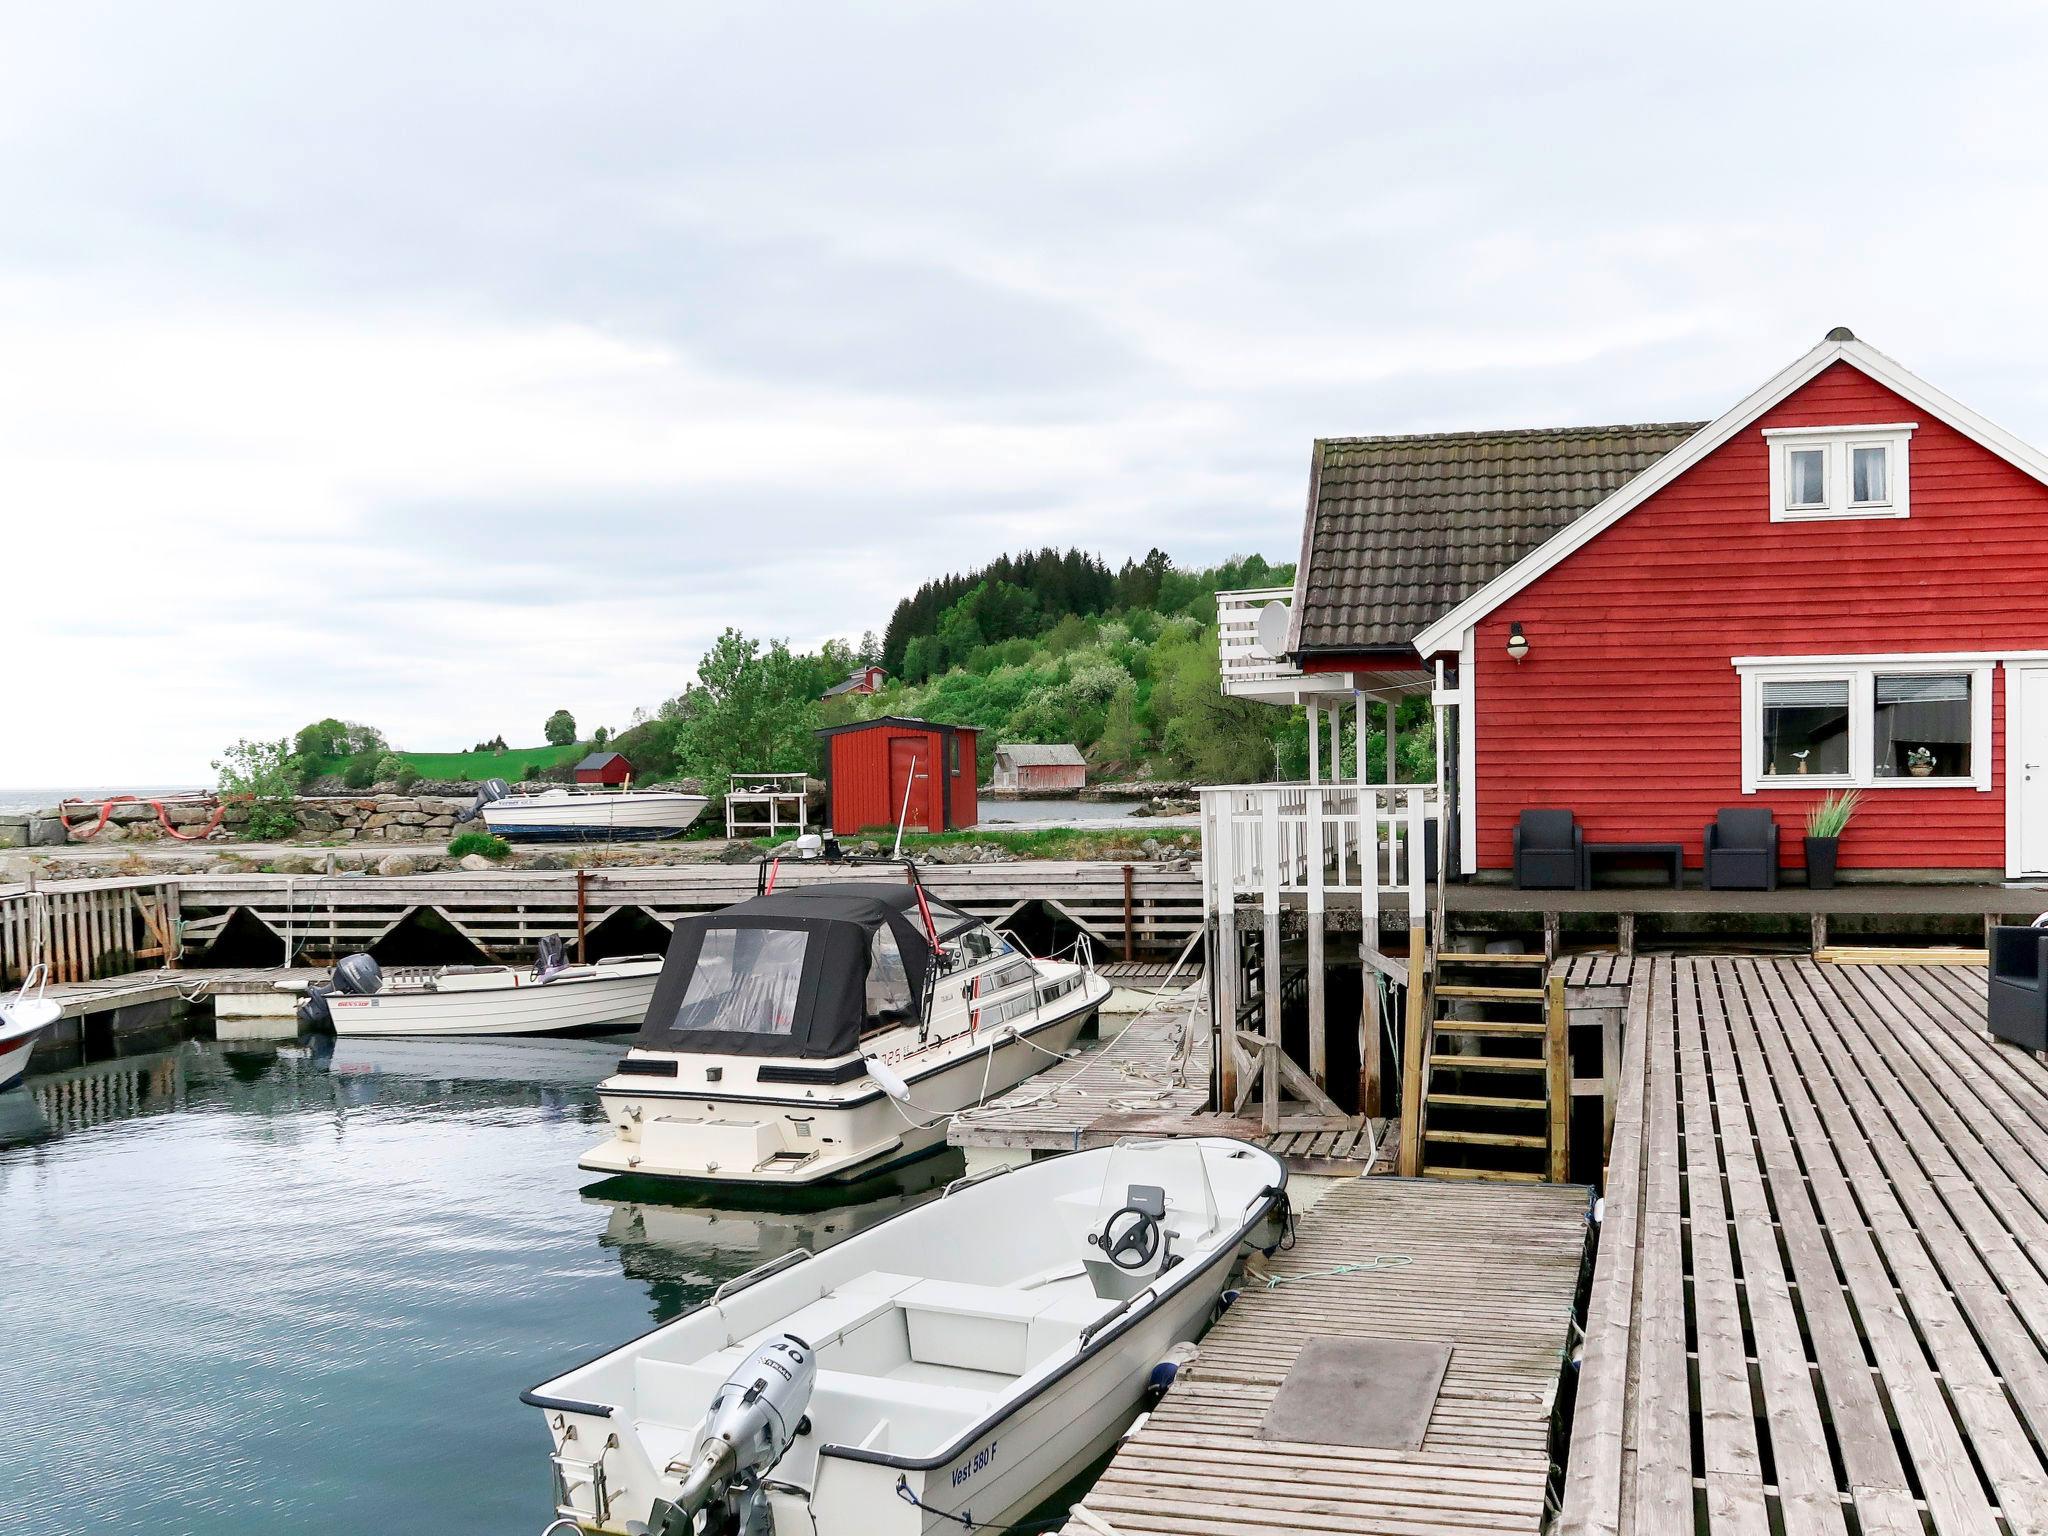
top-left (1764, 423), bottom-right (1915, 522)
top-left (1737, 654), bottom-right (1992, 793)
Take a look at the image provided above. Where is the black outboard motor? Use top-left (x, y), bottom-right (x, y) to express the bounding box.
top-left (533, 934), bottom-right (569, 982)
top-left (295, 953), bottom-right (384, 1031)
top-left (456, 778), bottom-right (510, 824)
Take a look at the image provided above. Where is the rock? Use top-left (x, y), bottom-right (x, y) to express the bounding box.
top-left (299, 809), bottom-right (341, 834)
top-left (375, 853), bottom-right (418, 877)
top-left (458, 853), bottom-right (497, 872)
top-left (0, 815), bottom-right (27, 849)
top-left (28, 816), bottom-right (67, 847)
top-left (76, 821), bottom-right (127, 842)
top-left (717, 841), bottom-right (762, 865)
top-left (108, 800), bottom-right (157, 823)
top-left (272, 855), bottom-right (318, 874)
top-left (125, 822), bottom-right (164, 843)
top-left (527, 853), bottom-right (566, 870)
top-left (165, 803), bottom-right (215, 827)
top-left (363, 813), bottom-right (393, 830)
top-left (393, 811), bottom-right (428, 826)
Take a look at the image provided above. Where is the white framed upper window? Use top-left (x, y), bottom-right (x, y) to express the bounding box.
top-left (1736, 654), bottom-right (1992, 792)
top-left (1764, 423), bottom-right (1915, 521)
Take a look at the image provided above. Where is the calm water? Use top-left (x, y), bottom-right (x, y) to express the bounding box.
top-left (0, 1024), bottom-right (957, 1534)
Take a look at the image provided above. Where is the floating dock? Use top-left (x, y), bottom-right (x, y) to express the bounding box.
top-left (1562, 956), bottom-right (2048, 1536)
top-left (1064, 1176), bottom-right (1589, 1535)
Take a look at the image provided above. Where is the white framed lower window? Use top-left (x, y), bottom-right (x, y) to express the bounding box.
top-left (1736, 655), bottom-right (1992, 792)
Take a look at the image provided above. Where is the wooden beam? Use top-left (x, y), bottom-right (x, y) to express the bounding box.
top-left (1545, 972), bottom-right (1570, 1183)
top-left (1306, 913), bottom-right (1327, 1089)
top-left (1397, 922), bottom-right (1430, 1176)
top-left (1261, 909), bottom-right (1281, 1134)
top-left (1231, 1029), bottom-right (1347, 1116)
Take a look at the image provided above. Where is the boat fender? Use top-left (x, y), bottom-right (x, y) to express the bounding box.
top-left (1146, 1341), bottom-right (1201, 1402)
top-left (863, 1057), bottom-right (911, 1102)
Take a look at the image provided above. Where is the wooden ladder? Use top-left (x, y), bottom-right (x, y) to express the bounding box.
top-left (1400, 952), bottom-right (1569, 1183)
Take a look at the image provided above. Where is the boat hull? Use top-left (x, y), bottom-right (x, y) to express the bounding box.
top-left (481, 792), bottom-right (708, 842)
top-left (0, 1033), bottom-right (37, 1091)
top-left (579, 992), bottom-right (1100, 1187)
top-left (326, 966), bottom-right (660, 1037)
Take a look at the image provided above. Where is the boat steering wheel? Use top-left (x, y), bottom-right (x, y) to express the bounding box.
top-left (1094, 1206), bottom-right (1162, 1271)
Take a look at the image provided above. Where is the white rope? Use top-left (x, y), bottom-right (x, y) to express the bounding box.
top-left (1067, 1506), bottom-right (1124, 1536)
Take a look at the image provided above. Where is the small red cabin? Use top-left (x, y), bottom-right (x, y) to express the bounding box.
top-left (818, 717), bottom-right (978, 836)
top-left (573, 751), bottom-right (633, 786)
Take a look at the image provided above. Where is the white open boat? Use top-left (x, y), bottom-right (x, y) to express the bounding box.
top-left (479, 786), bottom-right (709, 842)
top-left (580, 881), bottom-right (1109, 1188)
top-left (289, 944), bottom-right (664, 1037)
top-left (1, 979), bottom-right (60, 1091)
top-left (526, 1136), bottom-right (1286, 1535)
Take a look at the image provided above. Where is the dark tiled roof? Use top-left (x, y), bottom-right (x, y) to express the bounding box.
top-left (1295, 422), bottom-right (1705, 652)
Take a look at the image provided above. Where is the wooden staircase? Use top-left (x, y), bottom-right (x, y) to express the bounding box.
top-left (1399, 952), bottom-right (1569, 1183)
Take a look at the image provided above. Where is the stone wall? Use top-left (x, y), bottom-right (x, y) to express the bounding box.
top-left (291, 796), bottom-right (469, 842)
top-left (0, 794), bottom-right (471, 848)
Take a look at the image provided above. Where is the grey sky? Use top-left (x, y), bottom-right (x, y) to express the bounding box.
top-left (9, 2), bottom-right (2048, 782)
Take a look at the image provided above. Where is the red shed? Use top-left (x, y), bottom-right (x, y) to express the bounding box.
top-left (818, 717), bottom-right (978, 836)
top-left (573, 751), bottom-right (633, 786)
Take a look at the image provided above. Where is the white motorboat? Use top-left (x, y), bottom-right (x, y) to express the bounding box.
top-left (0, 980), bottom-right (60, 1091)
top-left (580, 882), bottom-right (1110, 1188)
top-left (290, 941), bottom-right (664, 1037)
top-left (475, 784), bottom-right (710, 842)
top-left (526, 1136), bottom-right (1287, 1536)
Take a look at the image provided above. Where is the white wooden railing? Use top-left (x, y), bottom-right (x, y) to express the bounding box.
top-left (1197, 782), bottom-right (1439, 929)
top-left (1216, 587), bottom-right (1362, 700)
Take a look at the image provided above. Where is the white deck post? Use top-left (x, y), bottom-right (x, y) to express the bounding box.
top-left (1306, 782), bottom-right (1326, 1089)
top-left (1260, 791), bottom-right (1282, 1133)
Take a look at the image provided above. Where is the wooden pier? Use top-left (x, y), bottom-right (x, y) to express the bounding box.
top-left (1063, 1176), bottom-right (1589, 1535)
top-left (1561, 955), bottom-right (2048, 1536)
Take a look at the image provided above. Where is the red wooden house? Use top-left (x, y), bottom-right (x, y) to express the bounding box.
top-left (821, 665), bottom-right (887, 701)
top-left (573, 751), bottom-right (633, 786)
top-left (818, 717), bottom-right (978, 836)
top-left (1273, 327), bottom-right (2048, 881)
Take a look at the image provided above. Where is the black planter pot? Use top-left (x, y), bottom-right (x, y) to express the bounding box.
top-left (1804, 835), bottom-right (1840, 890)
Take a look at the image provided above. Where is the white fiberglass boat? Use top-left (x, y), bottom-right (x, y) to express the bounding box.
top-left (476, 785), bottom-right (709, 842)
top-left (0, 981), bottom-right (59, 1091)
top-left (581, 882), bottom-right (1109, 1188)
top-left (526, 1136), bottom-right (1286, 1536)
top-left (290, 941), bottom-right (664, 1037)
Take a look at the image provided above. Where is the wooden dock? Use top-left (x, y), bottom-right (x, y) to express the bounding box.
top-left (36, 965), bottom-right (292, 1021)
top-left (1561, 955), bottom-right (2048, 1536)
top-left (1064, 1176), bottom-right (1589, 1535)
top-left (948, 989), bottom-right (1386, 1175)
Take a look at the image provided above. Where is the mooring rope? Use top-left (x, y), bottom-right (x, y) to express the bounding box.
top-left (1256, 1253), bottom-right (1413, 1289)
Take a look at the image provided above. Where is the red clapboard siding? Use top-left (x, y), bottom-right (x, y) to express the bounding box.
top-left (1473, 361), bottom-right (2045, 871)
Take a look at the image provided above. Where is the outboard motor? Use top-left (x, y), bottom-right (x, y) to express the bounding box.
top-left (295, 953), bottom-right (383, 1031)
top-left (648, 1334), bottom-right (815, 1536)
top-left (533, 935), bottom-right (569, 983)
top-left (455, 778), bottom-right (510, 824)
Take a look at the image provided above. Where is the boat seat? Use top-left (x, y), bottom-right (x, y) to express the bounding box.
top-left (894, 1278), bottom-right (1107, 1377)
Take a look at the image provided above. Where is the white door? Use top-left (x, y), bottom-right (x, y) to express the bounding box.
top-left (2014, 666), bottom-right (2048, 874)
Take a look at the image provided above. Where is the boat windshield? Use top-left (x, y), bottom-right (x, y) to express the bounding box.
top-left (864, 926), bottom-right (915, 1030)
top-left (670, 927), bottom-right (808, 1038)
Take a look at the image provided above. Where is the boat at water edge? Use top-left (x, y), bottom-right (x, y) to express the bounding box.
top-left (525, 1136), bottom-right (1286, 1536)
top-left (290, 940), bottom-right (664, 1037)
top-left (0, 971), bottom-right (59, 1091)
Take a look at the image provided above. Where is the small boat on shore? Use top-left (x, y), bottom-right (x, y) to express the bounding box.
top-left (291, 941), bottom-right (664, 1037)
top-left (580, 880), bottom-right (1109, 1188)
top-left (525, 1136), bottom-right (1286, 1536)
top-left (0, 983), bottom-right (59, 1091)
top-left (466, 781), bottom-right (709, 842)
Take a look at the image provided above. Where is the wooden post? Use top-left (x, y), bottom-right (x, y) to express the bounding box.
top-left (1360, 968), bottom-right (1382, 1116)
top-left (1215, 908), bottom-right (1239, 1110)
top-left (1262, 909), bottom-right (1283, 1134)
top-left (575, 870), bottom-right (589, 963)
top-left (1810, 912), bottom-right (1828, 954)
top-left (1398, 938), bottom-right (1428, 1175)
top-left (1305, 785), bottom-right (1327, 1090)
top-left (1618, 911), bottom-right (1635, 959)
top-left (1545, 972), bottom-right (1570, 1182)
top-left (1121, 864), bottom-right (1135, 962)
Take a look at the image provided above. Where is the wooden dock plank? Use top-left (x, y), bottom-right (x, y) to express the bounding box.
top-left (1063, 1176), bottom-right (1589, 1536)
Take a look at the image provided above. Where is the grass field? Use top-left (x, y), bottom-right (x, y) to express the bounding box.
top-left (396, 744), bottom-right (588, 778)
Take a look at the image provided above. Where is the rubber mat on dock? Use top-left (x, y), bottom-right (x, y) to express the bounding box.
top-left (1259, 1336), bottom-right (1449, 1450)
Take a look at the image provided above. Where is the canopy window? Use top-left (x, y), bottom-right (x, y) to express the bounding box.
top-left (1873, 672), bottom-right (1971, 777)
top-left (1761, 678), bottom-right (1850, 777)
top-left (864, 927), bottom-right (915, 1027)
top-left (671, 928), bottom-right (808, 1038)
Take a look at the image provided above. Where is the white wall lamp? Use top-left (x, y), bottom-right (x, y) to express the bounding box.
top-left (1506, 622), bottom-right (1529, 663)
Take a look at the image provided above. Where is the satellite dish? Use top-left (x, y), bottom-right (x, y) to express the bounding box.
top-left (1253, 600), bottom-right (1292, 659)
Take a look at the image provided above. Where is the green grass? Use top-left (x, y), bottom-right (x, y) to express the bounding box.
top-left (758, 826), bottom-right (1199, 862)
top-left (397, 744), bottom-right (588, 779)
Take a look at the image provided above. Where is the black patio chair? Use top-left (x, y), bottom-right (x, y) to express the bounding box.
top-left (1512, 809), bottom-right (1586, 890)
top-left (1988, 921), bottom-right (2048, 1052)
top-left (1702, 808), bottom-right (1778, 891)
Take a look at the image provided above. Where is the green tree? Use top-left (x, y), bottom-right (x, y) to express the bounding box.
top-left (593, 725), bottom-right (609, 747)
top-left (544, 709), bottom-right (577, 746)
top-left (214, 737), bottom-right (302, 840)
top-left (672, 629), bottom-right (824, 801)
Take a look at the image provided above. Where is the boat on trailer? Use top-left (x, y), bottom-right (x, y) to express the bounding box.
top-left (463, 779), bottom-right (709, 843)
top-left (289, 940), bottom-right (664, 1037)
top-left (579, 880), bottom-right (1109, 1188)
top-left (525, 1136), bottom-right (1286, 1536)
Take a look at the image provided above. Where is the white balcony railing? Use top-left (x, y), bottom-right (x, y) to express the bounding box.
top-left (1198, 782), bottom-right (1438, 928)
top-left (1217, 587), bottom-right (1359, 701)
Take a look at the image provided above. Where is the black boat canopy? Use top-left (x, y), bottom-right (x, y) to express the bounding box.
top-left (634, 882), bottom-right (948, 1060)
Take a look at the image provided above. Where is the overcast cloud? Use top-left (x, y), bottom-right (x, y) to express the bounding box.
top-left (9, 1), bottom-right (2048, 783)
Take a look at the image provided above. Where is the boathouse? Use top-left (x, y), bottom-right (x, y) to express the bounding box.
top-left (817, 716), bottom-right (978, 836)
top-left (820, 664), bottom-right (887, 700)
top-left (1258, 327), bottom-right (2048, 882)
top-left (572, 751), bottom-right (633, 786)
top-left (990, 743), bottom-right (1086, 792)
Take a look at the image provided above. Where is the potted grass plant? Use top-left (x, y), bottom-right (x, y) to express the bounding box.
top-left (1804, 789), bottom-right (1860, 890)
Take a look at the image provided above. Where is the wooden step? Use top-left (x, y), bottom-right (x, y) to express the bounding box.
top-left (1436, 952), bottom-right (1546, 966)
top-left (1424, 1127), bottom-right (1547, 1148)
top-left (1431, 1018), bottom-right (1546, 1036)
top-left (1423, 1164), bottom-right (1546, 1183)
top-left (1427, 1092), bottom-right (1546, 1110)
top-left (1429, 1053), bottom-right (1545, 1072)
top-left (1433, 983), bottom-right (1546, 1002)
